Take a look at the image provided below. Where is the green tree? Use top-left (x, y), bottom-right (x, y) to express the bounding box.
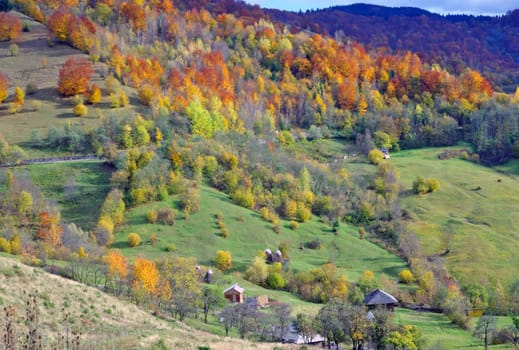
top-left (245, 256), bottom-right (268, 285)
top-left (18, 190), bottom-right (33, 215)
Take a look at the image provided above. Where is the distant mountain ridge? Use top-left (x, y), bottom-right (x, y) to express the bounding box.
top-left (329, 3), bottom-right (435, 18)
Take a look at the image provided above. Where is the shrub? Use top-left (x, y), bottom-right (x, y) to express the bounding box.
top-left (221, 227), bottom-right (229, 239)
top-left (127, 233), bottom-right (141, 247)
top-left (368, 148), bottom-right (384, 165)
top-left (289, 221), bottom-right (299, 230)
top-left (231, 188), bottom-right (255, 209)
top-left (0, 237), bottom-right (11, 253)
top-left (87, 84), bottom-right (102, 104)
top-left (266, 272), bottom-right (286, 289)
top-left (9, 44), bottom-right (19, 56)
top-left (273, 222), bottom-right (281, 234)
top-left (138, 84), bottom-right (154, 106)
top-left (165, 244), bottom-right (176, 252)
top-left (306, 238), bottom-right (322, 250)
top-left (146, 209), bottom-right (158, 224)
top-left (215, 250), bottom-right (232, 271)
top-left (179, 187), bottom-right (200, 214)
top-left (73, 103), bottom-right (88, 117)
top-left (158, 208), bottom-right (176, 225)
top-left (399, 269), bottom-right (415, 284)
top-left (427, 178), bottom-right (440, 192)
top-left (259, 207), bottom-right (271, 221)
top-left (296, 204), bottom-right (312, 222)
top-left (412, 176), bottom-right (428, 194)
top-left (278, 241), bottom-right (289, 259)
top-left (359, 227), bottom-right (365, 239)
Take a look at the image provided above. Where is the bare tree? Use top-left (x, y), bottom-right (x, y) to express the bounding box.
top-left (474, 315), bottom-right (496, 350)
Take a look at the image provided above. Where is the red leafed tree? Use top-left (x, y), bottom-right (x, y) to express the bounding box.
top-left (0, 12), bottom-right (22, 41)
top-left (0, 71), bottom-right (7, 104)
top-left (58, 57), bottom-right (93, 96)
top-left (47, 8), bottom-right (74, 42)
top-left (120, 2), bottom-right (146, 32)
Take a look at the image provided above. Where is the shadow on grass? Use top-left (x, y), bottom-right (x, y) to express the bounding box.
top-left (110, 241), bottom-right (128, 249)
top-left (56, 112), bottom-right (77, 119)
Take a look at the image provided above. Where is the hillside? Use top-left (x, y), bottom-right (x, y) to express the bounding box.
top-left (114, 185), bottom-right (407, 281)
top-left (0, 255), bottom-right (295, 349)
top-left (266, 5), bottom-right (519, 92)
top-left (1, 0), bottom-right (519, 348)
top-left (391, 148), bottom-right (519, 289)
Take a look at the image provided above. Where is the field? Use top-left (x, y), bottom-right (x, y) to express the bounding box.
top-left (8, 160), bottom-right (112, 230)
top-left (395, 308), bottom-right (514, 349)
top-left (0, 12), bottom-right (143, 146)
top-left (114, 185), bottom-right (408, 283)
top-left (388, 147), bottom-right (519, 289)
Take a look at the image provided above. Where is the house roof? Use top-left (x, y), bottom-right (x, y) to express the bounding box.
top-left (223, 283), bottom-right (244, 294)
top-left (363, 289), bottom-right (398, 306)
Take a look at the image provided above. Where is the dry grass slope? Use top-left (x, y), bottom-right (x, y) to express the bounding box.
top-left (0, 256), bottom-right (296, 349)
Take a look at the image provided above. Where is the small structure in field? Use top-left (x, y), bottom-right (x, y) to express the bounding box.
top-left (245, 295), bottom-right (269, 309)
top-left (204, 269), bottom-right (213, 284)
top-left (381, 148), bottom-right (391, 159)
top-left (364, 289), bottom-right (398, 311)
top-left (282, 324), bottom-right (325, 345)
top-left (223, 284), bottom-right (244, 303)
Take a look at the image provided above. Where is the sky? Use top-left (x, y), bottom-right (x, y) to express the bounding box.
top-left (245, 1), bottom-right (519, 16)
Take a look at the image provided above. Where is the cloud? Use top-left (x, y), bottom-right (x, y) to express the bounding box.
top-left (247, 0), bottom-right (519, 15)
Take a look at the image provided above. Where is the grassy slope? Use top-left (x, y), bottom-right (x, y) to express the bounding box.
top-left (395, 308), bottom-right (514, 349)
top-left (0, 12), bottom-right (143, 147)
top-left (0, 255), bottom-right (298, 350)
top-left (114, 185), bottom-right (407, 283)
top-left (389, 148), bottom-right (519, 288)
top-left (8, 161), bottom-right (112, 230)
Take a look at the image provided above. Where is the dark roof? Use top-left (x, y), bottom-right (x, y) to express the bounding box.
top-left (364, 289), bottom-right (398, 306)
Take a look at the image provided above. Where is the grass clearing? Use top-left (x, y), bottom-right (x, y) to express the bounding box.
top-left (395, 308), bottom-right (514, 349)
top-left (115, 185), bottom-right (407, 282)
top-left (9, 160), bottom-right (112, 230)
top-left (389, 147), bottom-right (519, 289)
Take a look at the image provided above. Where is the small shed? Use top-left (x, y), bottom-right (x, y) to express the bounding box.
top-left (223, 284), bottom-right (244, 303)
top-left (364, 289), bottom-right (398, 311)
top-left (245, 295), bottom-right (269, 309)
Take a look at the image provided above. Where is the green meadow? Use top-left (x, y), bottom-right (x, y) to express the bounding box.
top-left (114, 185), bottom-right (407, 283)
top-left (9, 161), bottom-right (112, 230)
top-left (390, 147), bottom-right (519, 289)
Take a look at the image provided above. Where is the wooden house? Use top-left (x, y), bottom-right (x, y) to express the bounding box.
top-left (363, 288), bottom-right (398, 311)
top-left (223, 284), bottom-right (244, 303)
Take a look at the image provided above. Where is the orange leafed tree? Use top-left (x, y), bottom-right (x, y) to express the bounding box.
top-left (0, 71), bottom-right (7, 104)
top-left (104, 250), bottom-right (129, 279)
top-left (120, 2), bottom-right (146, 32)
top-left (37, 211), bottom-right (63, 246)
top-left (87, 83), bottom-right (102, 104)
top-left (133, 257), bottom-right (160, 295)
top-left (47, 8), bottom-right (74, 42)
top-left (0, 12), bottom-right (22, 41)
top-left (58, 57), bottom-right (93, 96)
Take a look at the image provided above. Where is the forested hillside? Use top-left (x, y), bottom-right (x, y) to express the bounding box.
top-left (1, 0), bottom-right (519, 348)
top-left (266, 4), bottom-right (519, 93)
